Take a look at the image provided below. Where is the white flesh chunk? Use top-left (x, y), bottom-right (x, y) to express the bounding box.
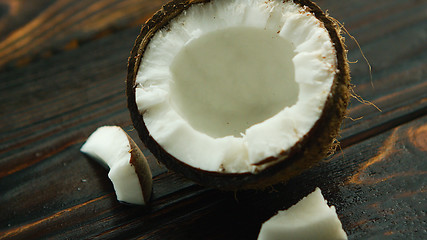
top-left (258, 188), bottom-right (348, 240)
top-left (80, 126), bottom-right (152, 205)
top-left (136, 0), bottom-right (337, 173)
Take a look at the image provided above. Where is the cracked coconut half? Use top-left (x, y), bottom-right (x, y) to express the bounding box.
top-left (127, 0), bottom-right (350, 190)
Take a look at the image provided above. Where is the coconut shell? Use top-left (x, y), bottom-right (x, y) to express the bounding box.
top-left (127, 134), bottom-right (153, 204)
top-left (126, 0), bottom-right (350, 190)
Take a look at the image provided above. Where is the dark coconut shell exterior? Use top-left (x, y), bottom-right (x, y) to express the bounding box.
top-left (126, 0), bottom-right (350, 190)
top-left (127, 133), bottom-right (153, 204)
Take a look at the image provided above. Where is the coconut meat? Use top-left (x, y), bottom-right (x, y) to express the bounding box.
top-left (80, 126), bottom-right (151, 205)
top-left (257, 188), bottom-right (348, 240)
top-left (135, 0), bottom-right (337, 173)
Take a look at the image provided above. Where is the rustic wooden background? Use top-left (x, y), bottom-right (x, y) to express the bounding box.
top-left (0, 0), bottom-right (426, 239)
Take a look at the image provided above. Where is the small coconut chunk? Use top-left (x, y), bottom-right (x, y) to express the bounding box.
top-left (258, 188), bottom-right (347, 240)
top-left (80, 126), bottom-right (152, 205)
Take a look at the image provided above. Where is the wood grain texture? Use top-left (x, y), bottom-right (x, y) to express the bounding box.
top-left (0, 0), bottom-right (426, 239)
top-left (0, 0), bottom-right (169, 70)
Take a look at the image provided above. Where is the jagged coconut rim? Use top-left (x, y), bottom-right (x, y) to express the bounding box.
top-left (126, 0), bottom-right (350, 190)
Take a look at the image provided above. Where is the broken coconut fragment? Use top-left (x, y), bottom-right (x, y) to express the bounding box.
top-left (258, 188), bottom-right (347, 240)
top-left (127, 0), bottom-right (350, 190)
top-left (80, 126), bottom-right (152, 205)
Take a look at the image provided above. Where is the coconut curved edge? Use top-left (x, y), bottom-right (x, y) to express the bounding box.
top-left (126, 0), bottom-right (350, 190)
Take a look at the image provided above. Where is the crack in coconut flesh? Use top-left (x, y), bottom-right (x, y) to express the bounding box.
top-left (127, 0), bottom-right (350, 189)
top-left (80, 126), bottom-right (153, 205)
top-left (258, 188), bottom-right (348, 240)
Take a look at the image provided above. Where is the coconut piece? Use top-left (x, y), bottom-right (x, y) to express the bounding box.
top-left (258, 188), bottom-right (348, 240)
top-left (127, 0), bottom-right (350, 189)
top-left (80, 126), bottom-right (152, 205)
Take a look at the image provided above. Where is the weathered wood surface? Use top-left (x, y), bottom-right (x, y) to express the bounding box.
top-left (0, 0), bottom-right (426, 239)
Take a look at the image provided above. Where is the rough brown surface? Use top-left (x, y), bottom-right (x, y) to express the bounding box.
top-left (127, 134), bottom-right (153, 204)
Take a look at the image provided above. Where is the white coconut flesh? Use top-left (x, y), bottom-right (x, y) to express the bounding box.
top-left (80, 126), bottom-right (152, 205)
top-left (135, 0), bottom-right (337, 173)
top-left (258, 188), bottom-right (348, 240)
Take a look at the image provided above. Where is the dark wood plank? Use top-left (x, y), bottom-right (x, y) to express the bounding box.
top-left (0, 0), bottom-right (426, 239)
top-left (3, 115), bottom-right (424, 239)
top-left (0, 0), bottom-right (56, 41)
top-left (0, 0), bottom-right (169, 70)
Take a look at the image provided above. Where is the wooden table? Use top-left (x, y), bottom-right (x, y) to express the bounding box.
top-left (1, 0), bottom-right (426, 239)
